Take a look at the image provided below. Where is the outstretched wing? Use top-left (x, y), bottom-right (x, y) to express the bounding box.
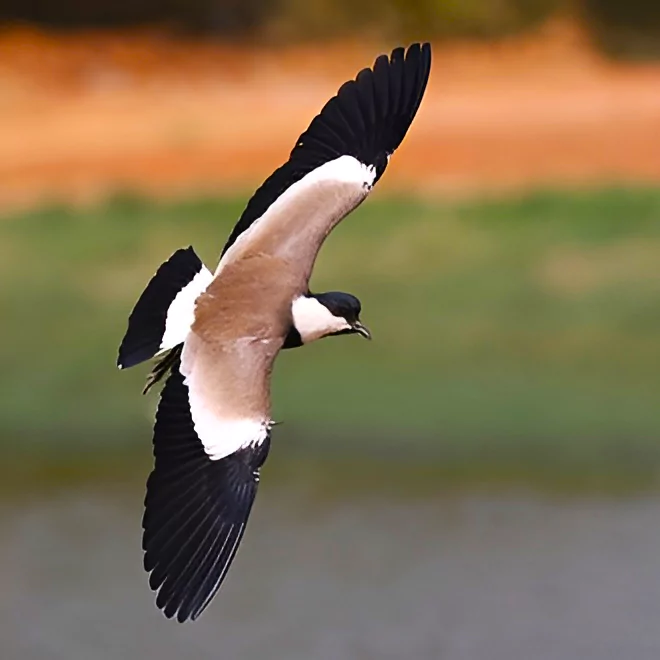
top-left (117, 247), bottom-right (212, 369)
top-left (217, 42), bottom-right (432, 273)
top-left (140, 43), bottom-right (432, 622)
top-left (143, 361), bottom-right (271, 623)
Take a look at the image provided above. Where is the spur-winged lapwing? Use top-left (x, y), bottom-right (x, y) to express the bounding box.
top-left (118, 43), bottom-right (431, 622)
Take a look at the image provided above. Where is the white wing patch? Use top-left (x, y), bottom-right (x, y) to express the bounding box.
top-left (159, 267), bottom-right (214, 352)
top-left (291, 296), bottom-right (351, 344)
top-left (180, 340), bottom-right (270, 461)
top-left (187, 405), bottom-right (268, 461)
top-left (215, 155), bottom-right (376, 274)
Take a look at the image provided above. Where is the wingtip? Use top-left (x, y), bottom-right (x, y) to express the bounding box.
top-left (388, 41), bottom-right (431, 60)
top-left (116, 247), bottom-right (207, 371)
top-left (420, 41), bottom-right (432, 66)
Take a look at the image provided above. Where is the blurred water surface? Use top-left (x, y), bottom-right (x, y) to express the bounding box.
top-left (2, 469), bottom-right (660, 660)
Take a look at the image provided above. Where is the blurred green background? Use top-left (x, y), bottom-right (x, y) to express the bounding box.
top-left (2, 2), bottom-right (660, 658)
top-left (2, 188), bottom-right (659, 488)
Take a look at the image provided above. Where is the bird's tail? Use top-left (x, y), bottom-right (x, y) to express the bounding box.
top-left (117, 247), bottom-right (213, 370)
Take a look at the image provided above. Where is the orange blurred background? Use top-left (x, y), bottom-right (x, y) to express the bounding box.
top-left (2, 19), bottom-right (660, 211)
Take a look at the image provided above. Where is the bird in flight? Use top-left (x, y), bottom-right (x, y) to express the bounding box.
top-left (118, 43), bottom-right (431, 622)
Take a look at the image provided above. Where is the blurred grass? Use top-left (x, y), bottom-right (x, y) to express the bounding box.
top-left (1, 187), bottom-right (658, 480)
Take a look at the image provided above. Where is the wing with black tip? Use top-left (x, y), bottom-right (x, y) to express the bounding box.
top-left (219, 42), bottom-right (432, 259)
top-left (117, 247), bottom-right (212, 369)
top-left (143, 364), bottom-right (271, 623)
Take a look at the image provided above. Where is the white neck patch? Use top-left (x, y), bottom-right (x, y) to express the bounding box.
top-left (291, 296), bottom-right (351, 344)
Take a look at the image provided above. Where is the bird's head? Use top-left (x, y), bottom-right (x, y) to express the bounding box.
top-left (291, 292), bottom-right (371, 345)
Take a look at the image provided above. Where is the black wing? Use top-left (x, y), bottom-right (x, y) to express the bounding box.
top-left (117, 246), bottom-right (206, 369)
top-left (142, 365), bottom-right (271, 622)
top-left (221, 42), bottom-right (431, 256)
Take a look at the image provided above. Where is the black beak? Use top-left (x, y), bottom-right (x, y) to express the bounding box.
top-left (352, 320), bottom-right (372, 340)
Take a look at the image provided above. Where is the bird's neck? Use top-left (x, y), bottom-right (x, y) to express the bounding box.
top-left (290, 294), bottom-right (348, 345)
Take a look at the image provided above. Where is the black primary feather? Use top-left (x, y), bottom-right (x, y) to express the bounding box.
top-left (142, 363), bottom-right (270, 622)
top-left (220, 42), bottom-right (431, 256)
top-left (117, 247), bottom-right (205, 369)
